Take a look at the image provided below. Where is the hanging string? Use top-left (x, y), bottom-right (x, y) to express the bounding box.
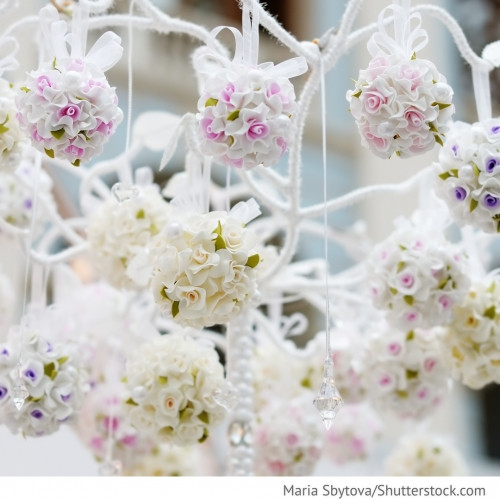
top-left (319, 56), bottom-right (332, 361)
top-left (225, 167), bottom-right (231, 213)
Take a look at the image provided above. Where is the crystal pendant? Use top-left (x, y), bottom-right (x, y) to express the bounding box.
top-left (228, 420), bottom-right (252, 447)
top-left (213, 381), bottom-right (239, 411)
top-left (12, 383), bottom-right (29, 411)
top-left (313, 358), bottom-right (344, 430)
top-left (111, 183), bottom-right (140, 204)
top-left (98, 460), bottom-right (122, 476)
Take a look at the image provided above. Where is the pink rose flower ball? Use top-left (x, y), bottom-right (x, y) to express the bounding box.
top-left (16, 57), bottom-right (123, 166)
top-left (347, 54), bottom-right (454, 159)
top-left (196, 66), bottom-right (298, 169)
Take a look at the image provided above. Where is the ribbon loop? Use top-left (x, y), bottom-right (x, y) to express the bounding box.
top-left (0, 36), bottom-right (19, 75)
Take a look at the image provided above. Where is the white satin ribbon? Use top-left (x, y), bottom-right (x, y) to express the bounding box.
top-left (0, 36), bottom-right (18, 76)
top-left (367, 3), bottom-right (428, 59)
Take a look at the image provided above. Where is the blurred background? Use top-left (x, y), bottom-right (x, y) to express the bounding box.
top-left (0, 0), bottom-right (499, 475)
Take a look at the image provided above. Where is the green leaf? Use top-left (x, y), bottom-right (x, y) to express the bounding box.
top-left (406, 369), bottom-right (419, 380)
top-left (214, 234), bottom-right (226, 251)
top-left (428, 122), bottom-right (438, 133)
top-left (438, 171), bottom-right (452, 180)
top-left (403, 295), bottom-right (414, 306)
top-left (136, 209), bottom-right (145, 219)
top-left (213, 220), bottom-right (223, 236)
top-left (20, 86), bottom-right (30, 93)
top-left (52, 57), bottom-right (57, 68)
top-left (406, 330), bottom-right (414, 341)
top-left (198, 429), bottom-right (209, 443)
top-left (437, 277), bottom-right (450, 290)
top-left (351, 89), bottom-right (362, 98)
top-left (411, 52), bottom-right (417, 60)
top-left (160, 287), bottom-right (168, 299)
top-left (172, 300), bottom-right (180, 318)
top-left (389, 287), bottom-right (398, 295)
top-left (245, 254), bottom-right (260, 268)
top-left (487, 281), bottom-right (496, 294)
top-left (300, 377), bottom-right (312, 389)
top-left (57, 356), bottom-right (69, 365)
top-left (44, 362), bottom-right (57, 380)
top-left (125, 397), bottom-right (138, 406)
top-left (293, 452), bottom-right (304, 463)
top-left (396, 390), bottom-right (408, 399)
top-left (470, 198), bottom-right (478, 212)
top-left (434, 134), bottom-right (444, 147)
top-left (450, 169), bottom-right (458, 177)
top-left (398, 244), bottom-right (407, 251)
top-left (395, 150), bottom-right (401, 157)
top-left (44, 148), bottom-right (54, 158)
top-left (50, 128), bottom-right (65, 140)
top-left (226, 109), bottom-right (240, 121)
top-left (471, 162), bottom-right (480, 177)
top-left (483, 305), bottom-right (496, 319)
top-left (0, 116), bottom-right (9, 134)
top-left (198, 411), bottom-right (210, 424)
top-left (432, 101), bottom-right (452, 110)
top-left (72, 159), bottom-right (80, 167)
top-left (497, 220), bottom-right (500, 234)
top-left (397, 261), bottom-right (406, 273)
top-left (205, 97), bottom-right (218, 107)
top-left (158, 375), bottom-right (168, 385)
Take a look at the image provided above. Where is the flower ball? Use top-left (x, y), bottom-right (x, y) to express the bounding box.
top-left (151, 211), bottom-right (262, 329)
top-left (367, 227), bottom-right (469, 330)
top-left (16, 57), bottom-right (123, 166)
top-left (196, 65), bottom-right (298, 169)
top-left (440, 279), bottom-right (500, 389)
top-left (385, 434), bottom-right (466, 476)
top-left (434, 119), bottom-right (500, 233)
top-left (362, 328), bottom-right (449, 419)
top-left (347, 54), bottom-right (454, 159)
top-left (0, 78), bottom-right (26, 171)
top-left (0, 332), bottom-right (87, 437)
top-left (254, 393), bottom-right (324, 476)
top-left (124, 333), bottom-right (227, 447)
top-left (87, 185), bottom-right (170, 290)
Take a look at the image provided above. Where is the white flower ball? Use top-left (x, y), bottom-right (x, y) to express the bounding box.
top-left (254, 393), bottom-right (324, 476)
top-left (0, 332), bottom-right (87, 437)
top-left (0, 78), bottom-right (26, 171)
top-left (196, 64), bottom-right (298, 169)
top-left (124, 333), bottom-right (227, 446)
top-left (324, 403), bottom-right (382, 465)
top-left (123, 444), bottom-right (199, 476)
top-left (385, 434), bottom-right (466, 476)
top-left (434, 119), bottom-right (500, 233)
top-left (151, 211), bottom-right (262, 329)
top-left (362, 328), bottom-right (449, 419)
top-left (440, 278), bottom-right (500, 389)
top-left (347, 53), bottom-right (454, 159)
top-left (87, 186), bottom-right (171, 290)
top-left (0, 154), bottom-right (55, 233)
top-left (367, 227), bottom-right (469, 330)
top-left (16, 57), bottom-right (123, 166)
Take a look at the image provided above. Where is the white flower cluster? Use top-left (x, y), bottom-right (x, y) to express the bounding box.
top-left (367, 227), bottom-right (469, 330)
top-left (254, 394), bottom-right (324, 476)
top-left (362, 328), bottom-right (449, 419)
top-left (0, 156), bottom-right (55, 232)
top-left (16, 57), bottom-right (123, 166)
top-left (433, 119), bottom-right (500, 233)
top-left (123, 444), bottom-right (199, 476)
top-left (0, 332), bottom-right (87, 437)
top-left (87, 186), bottom-right (171, 290)
top-left (196, 65), bottom-right (298, 169)
top-left (124, 333), bottom-right (227, 447)
top-left (347, 54), bottom-right (454, 159)
top-left (385, 434), bottom-right (466, 476)
top-left (0, 78), bottom-right (26, 171)
top-left (324, 403), bottom-right (382, 465)
top-left (151, 211), bottom-right (261, 329)
top-left (440, 279), bottom-right (500, 389)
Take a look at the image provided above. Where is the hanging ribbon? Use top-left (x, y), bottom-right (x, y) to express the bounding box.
top-left (367, 3), bottom-right (428, 59)
top-left (193, 0), bottom-right (307, 80)
top-left (0, 36), bottom-right (18, 76)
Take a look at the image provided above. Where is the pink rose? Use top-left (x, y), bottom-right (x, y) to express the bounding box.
top-left (404, 107), bottom-right (426, 131)
top-left (65, 144), bottom-right (84, 157)
top-left (58, 104), bottom-right (81, 121)
top-left (247, 120), bottom-right (269, 140)
top-left (362, 89), bottom-right (387, 114)
top-left (200, 117), bottom-right (224, 141)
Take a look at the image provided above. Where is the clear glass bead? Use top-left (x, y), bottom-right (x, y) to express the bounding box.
top-left (12, 383), bottom-right (29, 411)
top-left (313, 358), bottom-right (344, 430)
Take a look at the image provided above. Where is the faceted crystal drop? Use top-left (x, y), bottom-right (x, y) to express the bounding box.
top-left (12, 383), bottom-right (29, 411)
top-left (213, 381), bottom-right (239, 411)
top-left (98, 460), bottom-right (122, 476)
top-left (111, 183), bottom-right (139, 204)
top-left (313, 359), bottom-right (344, 430)
top-left (228, 420), bottom-right (252, 447)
